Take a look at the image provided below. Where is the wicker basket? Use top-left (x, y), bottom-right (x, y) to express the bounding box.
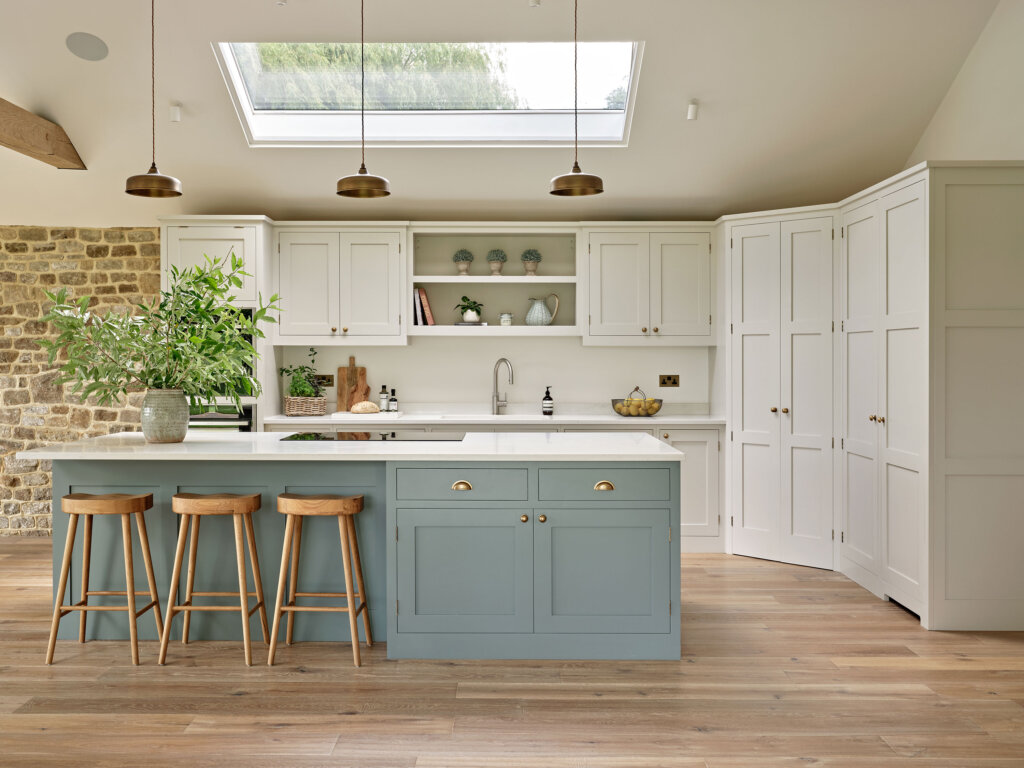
top-left (283, 396), bottom-right (328, 416)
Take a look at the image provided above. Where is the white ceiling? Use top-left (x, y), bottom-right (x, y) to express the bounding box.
top-left (0, 0), bottom-right (998, 226)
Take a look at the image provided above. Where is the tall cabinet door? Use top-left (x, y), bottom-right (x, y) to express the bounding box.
top-left (650, 233), bottom-right (711, 337)
top-left (339, 232), bottom-right (402, 336)
top-left (278, 232), bottom-right (340, 336)
top-left (779, 217), bottom-right (834, 569)
top-left (730, 223), bottom-right (781, 560)
top-left (588, 233), bottom-right (650, 336)
top-left (878, 181), bottom-right (927, 609)
top-left (165, 226), bottom-right (258, 302)
top-left (841, 201), bottom-right (881, 576)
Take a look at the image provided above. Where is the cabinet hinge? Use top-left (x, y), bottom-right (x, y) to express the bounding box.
top-left (730, 322), bottom-right (733, 334)
top-left (277, 243), bottom-right (280, 254)
top-left (730, 237), bottom-right (733, 249)
top-left (832, 228), bottom-right (835, 241)
top-left (718, 514), bottom-right (721, 525)
top-left (730, 431), bottom-right (734, 441)
top-left (708, 314), bottom-right (712, 325)
top-left (717, 440), bottom-right (721, 451)
top-left (841, 437), bottom-right (844, 449)
top-left (841, 320), bottom-right (844, 331)
top-left (588, 314), bottom-right (592, 326)
top-left (841, 532), bottom-right (845, 543)
top-left (832, 320), bottom-right (834, 332)
top-left (399, 242), bottom-right (402, 253)
top-left (395, 526), bottom-right (398, 542)
top-left (841, 227), bottom-right (845, 238)
top-left (708, 242), bottom-right (712, 254)
top-left (396, 599), bottom-right (399, 614)
top-left (832, 437), bottom-right (834, 448)
top-left (730, 515), bottom-right (734, 527)
top-left (669, 526), bottom-right (672, 543)
top-left (832, 529), bottom-right (835, 540)
top-left (669, 600), bottom-right (672, 617)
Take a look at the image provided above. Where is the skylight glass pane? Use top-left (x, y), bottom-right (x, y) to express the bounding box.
top-left (228, 42), bottom-right (634, 112)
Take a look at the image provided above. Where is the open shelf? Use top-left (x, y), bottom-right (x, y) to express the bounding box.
top-left (408, 325), bottom-right (580, 337)
top-left (412, 275), bottom-right (577, 284)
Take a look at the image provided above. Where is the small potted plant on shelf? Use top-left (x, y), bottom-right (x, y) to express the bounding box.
top-left (452, 248), bottom-right (474, 276)
top-left (455, 296), bottom-right (484, 324)
top-left (279, 347), bottom-right (327, 416)
top-left (39, 254), bottom-right (278, 443)
top-left (520, 248), bottom-right (542, 276)
top-left (486, 249), bottom-right (507, 275)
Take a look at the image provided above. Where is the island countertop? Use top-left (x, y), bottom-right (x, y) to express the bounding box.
top-left (19, 430), bottom-right (685, 462)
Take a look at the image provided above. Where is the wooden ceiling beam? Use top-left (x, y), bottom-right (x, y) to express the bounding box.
top-left (0, 98), bottom-right (86, 170)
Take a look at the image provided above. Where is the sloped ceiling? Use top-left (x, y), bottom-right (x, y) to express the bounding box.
top-left (0, 0), bottom-right (998, 226)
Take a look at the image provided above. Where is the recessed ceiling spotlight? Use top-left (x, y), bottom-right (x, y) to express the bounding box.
top-left (65, 32), bottom-right (109, 61)
top-left (687, 99), bottom-right (699, 120)
top-left (529, 0), bottom-right (541, 6)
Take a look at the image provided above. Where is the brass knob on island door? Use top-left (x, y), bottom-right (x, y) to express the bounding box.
top-left (538, 515), bottom-right (547, 523)
top-left (451, 480), bottom-right (473, 491)
top-left (594, 481), bottom-right (615, 491)
top-left (520, 514), bottom-right (529, 523)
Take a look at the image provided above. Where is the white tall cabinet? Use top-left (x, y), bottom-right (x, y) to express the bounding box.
top-left (728, 215), bottom-right (835, 569)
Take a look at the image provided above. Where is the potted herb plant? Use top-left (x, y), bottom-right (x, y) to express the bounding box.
top-left (452, 248), bottom-right (474, 276)
top-left (455, 296), bottom-right (484, 323)
top-left (486, 249), bottom-right (507, 275)
top-left (520, 248), bottom-right (542, 276)
top-left (279, 347), bottom-right (327, 416)
top-left (39, 254), bottom-right (278, 443)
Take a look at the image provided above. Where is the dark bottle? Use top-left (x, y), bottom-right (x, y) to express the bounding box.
top-left (542, 386), bottom-right (554, 416)
top-left (389, 388), bottom-right (399, 412)
top-left (378, 385), bottom-right (389, 411)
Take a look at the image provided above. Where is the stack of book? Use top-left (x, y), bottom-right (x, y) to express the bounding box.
top-left (412, 287), bottom-right (435, 326)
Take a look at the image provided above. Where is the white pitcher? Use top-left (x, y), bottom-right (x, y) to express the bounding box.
top-left (525, 294), bottom-right (559, 326)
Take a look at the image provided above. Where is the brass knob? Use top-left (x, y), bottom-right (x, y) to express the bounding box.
top-left (342, 327), bottom-right (348, 333)
top-left (653, 327), bottom-right (659, 333)
top-left (641, 327), bottom-right (647, 333)
top-left (594, 481), bottom-right (615, 491)
top-left (869, 414), bottom-right (877, 422)
top-left (663, 433), bottom-right (669, 439)
top-left (770, 407), bottom-right (778, 413)
top-left (878, 415), bottom-right (886, 424)
top-left (538, 514), bottom-right (547, 523)
top-left (331, 326), bottom-right (337, 332)
top-left (781, 407), bottom-right (789, 414)
top-left (451, 480), bottom-right (472, 491)
top-left (520, 514), bottom-right (529, 523)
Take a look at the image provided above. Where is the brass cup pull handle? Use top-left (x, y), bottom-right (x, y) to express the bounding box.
top-left (594, 481), bottom-right (615, 491)
top-left (869, 414), bottom-right (877, 422)
top-left (520, 514), bottom-right (529, 523)
top-left (781, 407), bottom-right (789, 414)
top-left (451, 480), bottom-right (473, 491)
top-left (878, 416), bottom-right (886, 424)
top-left (538, 514), bottom-right (547, 523)
top-left (641, 327), bottom-right (648, 333)
top-left (770, 407), bottom-right (778, 413)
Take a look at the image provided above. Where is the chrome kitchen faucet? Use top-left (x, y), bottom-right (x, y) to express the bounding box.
top-left (492, 358), bottom-right (514, 415)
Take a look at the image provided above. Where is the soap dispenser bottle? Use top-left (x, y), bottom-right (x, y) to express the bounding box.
top-left (378, 385), bottom-right (389, 411)
top-left (542, 386), bottom-right (554, 416)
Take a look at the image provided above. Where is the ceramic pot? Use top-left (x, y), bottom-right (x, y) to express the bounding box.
top-left (489, 261), bottom-right (503, 275)
top-left (456, 261), bottom-right (471, 275)
top-left (525, 294), bottom-right (560, 326)
top-left (462, 309), bottom-right (481, 323)
top-left (523, 261), bottom-right (539, 276)
top-left (141, 389), bottom-right (189, 443)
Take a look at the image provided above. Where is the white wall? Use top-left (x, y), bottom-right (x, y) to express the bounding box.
top-left (907, 0), bottom-right (1024, 164)
top-left (281, 339), bottom-right (709, 410)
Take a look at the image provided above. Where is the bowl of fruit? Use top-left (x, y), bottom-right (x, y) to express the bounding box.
top-left (611, 386), bottom-right (663, 417)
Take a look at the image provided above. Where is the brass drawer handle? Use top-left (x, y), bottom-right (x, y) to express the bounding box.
top-left (594, 481), bottom-right (615, 491)
top-left (451, 480), bottom-right (473, 491)
top-left (520, 514), bottom-right (529, 523)
top-left (538, 514), bottom-right (547, 523)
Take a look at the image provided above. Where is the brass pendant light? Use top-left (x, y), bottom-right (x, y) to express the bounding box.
top-left (125, 0), bottom-right (181, 197)
top-left (550, 0), bottom-right (603, 196)
top-left (337, 0), bottom-right (390, 198)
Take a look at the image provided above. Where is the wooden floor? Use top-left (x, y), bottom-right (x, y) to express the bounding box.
top-left (1, 539), bottom-right (1022, 767)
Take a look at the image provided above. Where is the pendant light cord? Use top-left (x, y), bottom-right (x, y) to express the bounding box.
top-left (573, 0), bottom-right (578, 168)
top-left (150, 0), bottom-right (156, 167)
top-left (360, 0), bottom-right (366, 169)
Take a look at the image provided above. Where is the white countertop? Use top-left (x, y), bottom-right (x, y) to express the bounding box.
top-left (19, 431), bottom-right (685, 463)
top-left (263, 402), bottom-right (725, 430)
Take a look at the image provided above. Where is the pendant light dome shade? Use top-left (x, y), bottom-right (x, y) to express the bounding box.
top-left (125, 0), bottom-right (181, 198)
top-left (550, 161), bottom-right (603, 196)
top-left (126, 163), bottom-right (182, 197)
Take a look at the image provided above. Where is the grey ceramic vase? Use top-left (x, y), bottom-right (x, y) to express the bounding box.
top-left (141, 389), bottom-right (189, 443)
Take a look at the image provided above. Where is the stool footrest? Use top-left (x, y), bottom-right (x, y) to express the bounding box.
top-left (294, 591), bottom-right (362, 599)
top-left (189, 591), bottom-right (261, 598)
top-left (171, 600), bottom-right (265, 615)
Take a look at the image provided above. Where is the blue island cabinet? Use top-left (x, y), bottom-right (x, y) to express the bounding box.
top-left (386, 461), bottom-right (681, 660)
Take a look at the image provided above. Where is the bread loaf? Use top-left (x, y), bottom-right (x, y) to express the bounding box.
top-left (350, 400), bottom-right (380, 414)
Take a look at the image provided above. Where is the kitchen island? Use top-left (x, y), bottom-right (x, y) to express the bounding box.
top-left (22, 431), bottom-right (683, 659)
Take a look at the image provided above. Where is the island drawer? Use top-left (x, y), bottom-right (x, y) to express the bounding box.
top-left (395, 467), bottom-right (528, 501)
top-left (538, 467), bottom-right (672, 501)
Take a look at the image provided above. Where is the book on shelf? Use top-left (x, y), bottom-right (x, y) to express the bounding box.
top-left (412, 289), bottom-right (424, 325)
top-left (417, 287), bottom-right (435, 325)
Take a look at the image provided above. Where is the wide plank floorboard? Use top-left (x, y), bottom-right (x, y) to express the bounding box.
top-left (2, 538), bottom-right (1022, 766)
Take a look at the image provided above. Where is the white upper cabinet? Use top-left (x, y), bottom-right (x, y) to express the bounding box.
top-left (586, 230), bottom-right (712, 345)
top-left (276, 229), bottom-right (404, 344)
top-left (163, 224), bottom-right (259, 304)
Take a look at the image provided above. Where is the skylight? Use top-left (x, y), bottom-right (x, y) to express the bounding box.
top-left (215, 41), bottom-right (641, 147)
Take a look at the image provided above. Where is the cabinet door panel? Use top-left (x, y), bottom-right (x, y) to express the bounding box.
top-left (661, 429), bottom-right (719, 537)
top-left (278, 233), bottom-right (339, 336)
top-left (650, 233), bottom-right (710, 336)
top-left (588, 233), bottom-right (650, 336)
top-left (396, 508), bottom-right (532, 633)
top-left (340, 233), bottom-right (402, 336)
top-left (166, 226), bottom-right (257, 302)
top-left (844, 203), bottom-right (879, 324)
top-left (534, 508), bottom-right (670, 634)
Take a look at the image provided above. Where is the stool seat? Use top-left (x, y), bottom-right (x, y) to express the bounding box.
top-left (277, 493), bottom-right (364, 517)
top-left (62, 493), bottom-right (154, 515)
top-left (172, 493), bottom-right (261, 516)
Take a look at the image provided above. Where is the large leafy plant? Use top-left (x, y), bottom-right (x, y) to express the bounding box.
top-left (39, 253), bottom-right (279, 408)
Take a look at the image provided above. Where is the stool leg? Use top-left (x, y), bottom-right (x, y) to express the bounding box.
top-left (121, 513), bottom-right (140, 666)
top-left (243, 512), bottom-right (269, 645)
top-left (135, 510), bottom-right (163, 638)
top-left (268, 514), bottom-right (295, 666)
top-left (46, 513), bottom-right (79, 665)
top-left (337, 515), bottom-right (361, 667)
top-left (233, 513), bottom-right (253, 666)
top-left (181, 515), bottom-right (200, 644)
top-left (347, 515), bottom-right (372, 647)
top-left (78, 514), bottom-right (93, 644)
top-left (159, 514), bottom-right (190, 665)
top-left (286, 516), bottom-right (303, 646)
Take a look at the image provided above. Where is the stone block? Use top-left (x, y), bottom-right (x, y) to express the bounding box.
top-left (32, 242), bottom-right (57, 253)
top-left (3, 389), bottom-right (30, 405)
top-left (2, 457), bottom-right (37, 473)
top-left (17, 227), bottom-right (47, 241)
top-left (102, 230), bottom-right (126, 243)
top-left (86, 244), bottom-right (110, 259)
top-left (117, 284), bottom-right (139, 293)
top-left (57, 272), bottom-right (87, 286)
top-left (79, 229), bottom-right (101, 242)
top-left (140, 244), bottom-right (161, 258)
top-left (93, 409), bottom-right (117, 422)
top-left (4, 242), bottom-right (28, 254)
top-left (30, 370), bottom-right (63, 403)
top-left (110, 245), bottom-right (137, 258)
top-left (49, 228), bottom-right (76, 240)
top-left (127, 230), bottom-right (156, 242)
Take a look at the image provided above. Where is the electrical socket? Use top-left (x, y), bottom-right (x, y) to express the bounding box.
top-left (659, 374), bottom-right (679, 387)
top-left (314, 374), bottom-right (335, 389)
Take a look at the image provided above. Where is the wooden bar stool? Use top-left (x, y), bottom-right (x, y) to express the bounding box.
top-left (158, 493), bottom-right (269, 666)
top-left (46, 493), bottom-right (163, 666)
top-left (269, 494), bottom-right (372, 667)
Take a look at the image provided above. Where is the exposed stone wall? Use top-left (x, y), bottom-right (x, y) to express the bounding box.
top-left (1, 226), bottom-right (160, 536)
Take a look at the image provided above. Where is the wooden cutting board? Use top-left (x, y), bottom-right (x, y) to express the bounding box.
top-left (337, 356), bottom-right (370, 412)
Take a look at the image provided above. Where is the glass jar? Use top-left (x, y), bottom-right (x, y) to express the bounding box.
top-left (499, 313), bottom-right (514, 326)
